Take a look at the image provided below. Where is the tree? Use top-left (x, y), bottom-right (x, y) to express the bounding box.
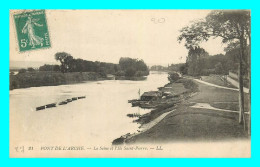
top-left (27, 67), bottom-right (35, 72)
top-left (214, 62), bottom-right (223, 75)
top-left (178, 10), bottom-right (251, 132)
top-left (18, 68), bottom-right (27, 74)
top-left (39, 64), bottom-right (60, 72)
top-left (179, 63), bottom-right (188, 75)
top-left (186, 47), bottom-right (209, 76)
top-left (168, 72), bottom-right (180, 83)
top-left (55, 52), bottom-right (73, 73)
top-left (114, 64), bottom-right (119, 73)
top-left (125, 67), bottom-right (136, 77)
top-left (118, 57), bottom-right (149, 77)
top-left (64, 56), bottom-right (74, 72)
top-left (53, 65), bottom-right (61, 72)
top-left (119, 57), bottom-right (135, 71)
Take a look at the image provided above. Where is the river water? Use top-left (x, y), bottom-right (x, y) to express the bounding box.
top-left (10, 71), bottom-right (168, 147)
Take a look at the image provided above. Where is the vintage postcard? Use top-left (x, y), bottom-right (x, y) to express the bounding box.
top-left (9, 10), bottom-right (251, 158)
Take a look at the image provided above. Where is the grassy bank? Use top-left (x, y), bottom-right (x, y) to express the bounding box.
top-left (112, 78), bottom-right (198, 145)
top-left (123, 77), bottom-right (249, 144)
top-left (201, 75), bottom-right (237, 88)
top-left (10, 71), bottom-right (107, 90)
top-left (135, 78), bottom-right (198, 125)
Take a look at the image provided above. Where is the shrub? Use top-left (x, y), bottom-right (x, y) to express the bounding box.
top-left (178, 78), bottom-right (198, 92)
top-left (168, 72), bottom-right (180, 83)
top-left (27, 67), bottom-right (35, 72)
top-left (18, 69), bottom-right (27, 74)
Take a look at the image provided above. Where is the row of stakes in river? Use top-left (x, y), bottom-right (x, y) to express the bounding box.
top-left (36, 96), bottom-right (86, 111)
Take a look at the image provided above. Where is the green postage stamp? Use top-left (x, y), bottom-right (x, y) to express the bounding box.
top-left (13, 10), bottom-right (51, 52)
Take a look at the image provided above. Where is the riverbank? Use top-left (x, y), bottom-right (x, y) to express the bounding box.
top-left (113, 75), bottom-right (250, 144)
top-left (9, 71), bottom-right (109, 90)
top-left (125, 77), bottom-right (249, 144)
top-left (133, 78), bottom-right (198, 124)
top-left (112, 77), bottom-right (199, 145)
top-left (115, 76), bottom-right (147, 81)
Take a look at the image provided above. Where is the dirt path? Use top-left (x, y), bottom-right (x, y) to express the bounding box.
top-left (194, 78), bottom-right (249, 93)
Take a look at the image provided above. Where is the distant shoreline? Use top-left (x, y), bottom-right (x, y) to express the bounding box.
top-left (115, 76), bottom-right (147, 81)
top-left (9, 71), bottom-right (109, 90)
top-left (9, 71), bottom-right (151, 90)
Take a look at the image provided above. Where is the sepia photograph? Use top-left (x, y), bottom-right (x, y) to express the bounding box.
top-left (9, 9), bottom-right (251, 158)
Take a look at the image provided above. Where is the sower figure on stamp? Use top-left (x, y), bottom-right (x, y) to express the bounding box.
top-left (22, 16), bottom-right (44, 48)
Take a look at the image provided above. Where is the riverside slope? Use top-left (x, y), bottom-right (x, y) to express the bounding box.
top-left (125, 78), bottom-right (249, 144)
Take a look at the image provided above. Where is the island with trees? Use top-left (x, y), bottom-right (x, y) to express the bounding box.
top-left (10, 52), bottom-right (149, 90)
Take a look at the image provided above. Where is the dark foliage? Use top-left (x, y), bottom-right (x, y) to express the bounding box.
top-left (118, 57), bottom-right (149, 77)
top-left (168, 72), bottom-right (180, 83)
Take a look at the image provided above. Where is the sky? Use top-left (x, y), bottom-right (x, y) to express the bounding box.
top-left (10, 10), bottom-right (227, 67)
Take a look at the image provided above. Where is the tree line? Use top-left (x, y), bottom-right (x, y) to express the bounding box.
top-left (53, 52), bottom-right (118, 75)
top-left (179, 46), bottom-right (249, 77)
top-left (17, 52), bottom-right (149, 78)
top-left (10, 53), bottom-right (150, 90)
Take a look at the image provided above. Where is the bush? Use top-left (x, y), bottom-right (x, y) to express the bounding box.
top-left (10, 80), bottom-right (18, 89)
top-left (178, 78), bottom-right (198, 92)
top-left (215, 62), bottom-right (224, 74)
top-left (18, 69), bottom-right (27, 74)
top-left (168, 72), bottom-right (180, 83)
top-left (27, 67), bottom-right (35, 72)
top-left (39, 64), bottom-right (60, 72)
top-left (98, 72), bottom-right (107, 78)
top-left (201, 69), bottom-right (215, 76)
